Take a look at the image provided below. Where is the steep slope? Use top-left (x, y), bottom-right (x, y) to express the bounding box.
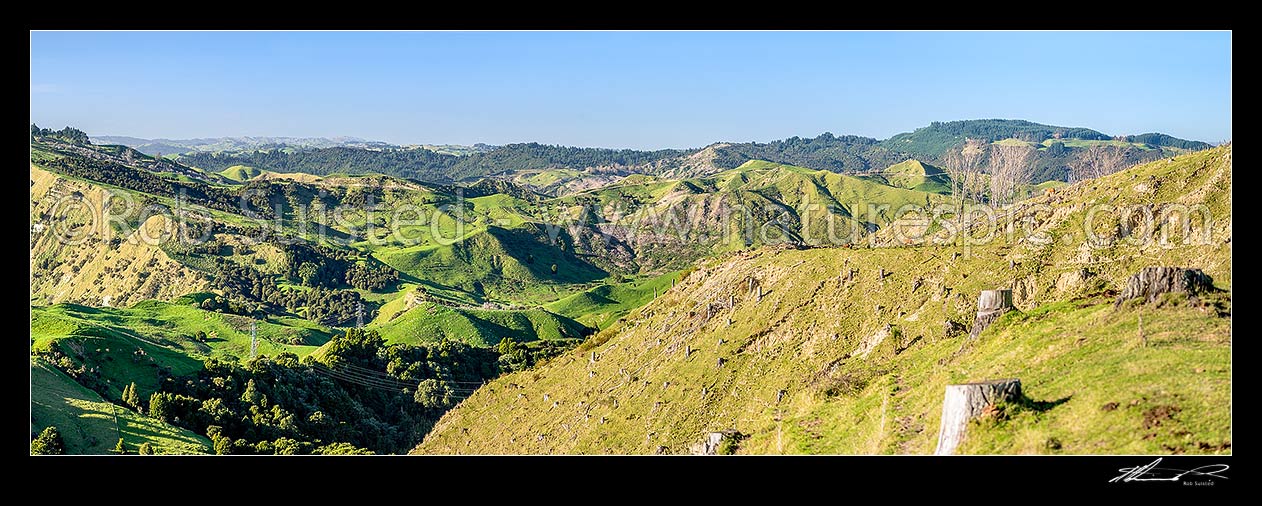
top-left (414, 145), bottom-right (1231, 455)
top-left (30, 166), bottom-right (211, 307)
top-left (551, 160), bottom-right (950, 272)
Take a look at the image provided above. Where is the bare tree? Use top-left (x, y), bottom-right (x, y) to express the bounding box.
top-left (943, 138), bottom-right (988, 205)
top-left (941, 138), bottom-right (989, 243)
top-left (988, 143), bottom-right (1035, 206)
top-left (1069, 145), bottom-right (1128, 183)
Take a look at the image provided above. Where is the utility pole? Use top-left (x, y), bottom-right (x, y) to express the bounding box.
top-left (250, 320), bottom-right (258, 358)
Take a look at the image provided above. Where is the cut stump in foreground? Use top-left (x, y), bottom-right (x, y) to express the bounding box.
top-left (969, 289), bottom-right (1013, 339)
top-left (934, 378), bottom-right (1021, 455)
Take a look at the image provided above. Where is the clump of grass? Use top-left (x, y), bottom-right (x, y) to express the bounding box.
top-left (717, 432), bottom-right (746, 455)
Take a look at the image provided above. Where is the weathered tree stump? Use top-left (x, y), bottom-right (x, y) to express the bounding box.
top-left (969, 289), bottom-right (1013, 339)
top-left (700, 432), bottom-right (725, 455)
top-left (934, 378), bottom-right (1022, 455)
top-left (1116, 267), bottom-right (1214, 306)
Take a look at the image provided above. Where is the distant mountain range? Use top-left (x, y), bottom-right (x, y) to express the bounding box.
top-left (85, 119), bottom-right (1214, 191)
top-left (89, 135), bottom-right (395, 156)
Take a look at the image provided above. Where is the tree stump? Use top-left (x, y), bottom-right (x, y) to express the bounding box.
top-left (1115, 267), bottom-right (1214, 306)
top-left (695, 431), bottom-right (738, 455)
top-left (969, 289), bottom-right (1013, 339)
top-left (934, 378), bottom-right (1022, 455)
top-left (701, 432), bottom-right (725, 455)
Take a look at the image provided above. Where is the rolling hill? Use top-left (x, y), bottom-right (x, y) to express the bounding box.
top-left (218, 165), bottom-right (266, 182)
top-left (30, 125), bottom-right (1226, 455)
top-left (859, 159), bottom-right (952, 194)
top-left (413, 145), bottom-right (1231, 455)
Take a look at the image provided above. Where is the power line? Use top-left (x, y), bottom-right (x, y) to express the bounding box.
top-left (335, 361), bottom-right (489, 385)
top-left (252, 323), bottom-right (262, 356)
top-left (308, 362), bottom-right (478, 398)
top-left (311, 363), bottom-right (407, 389)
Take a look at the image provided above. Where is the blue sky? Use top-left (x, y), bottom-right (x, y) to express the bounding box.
top-left (30, 31), bottom-right (1231, 149)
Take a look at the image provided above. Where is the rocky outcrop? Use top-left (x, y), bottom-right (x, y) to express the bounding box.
top-left (1116, 267), bottom-right (1215, 305)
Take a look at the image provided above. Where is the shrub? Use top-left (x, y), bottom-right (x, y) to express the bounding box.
top-left (31, 427), bottom-right (64, 455)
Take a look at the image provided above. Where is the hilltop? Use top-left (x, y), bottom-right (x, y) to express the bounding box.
top-left (880, 119), bottom-right (1211, 159)
top-left (857, 159), bottom-right (951, 194)
top-left (414, 145), bottom-right (1231, 455)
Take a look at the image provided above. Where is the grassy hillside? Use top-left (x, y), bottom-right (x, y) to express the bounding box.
top-left (859, 159), bottom-right (951, 194)
top-left (218, 164), bottom-right (266, 181)
top-left (31, 300), bottom-right (333, 402)
top-left (549, 160), bottom-right (951, 273)
top-left (30, 165), bottom-right (211, 307)
top-left (370, 299), bottom-right (587, 347)
top-left (414, 145), bottom-right (1231, 455)
top-left (545, 271), bottom-right (681, 329)
top-left (31, 359), bottom-right (212, 454)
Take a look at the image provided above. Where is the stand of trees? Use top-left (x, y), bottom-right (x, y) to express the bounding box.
top-left (42, 154), bottom-right (254, 217)
top-left (211, 258), bottom-right (373, 326)
top-left (32, 124), bottom-right (89, 144)
top-left (143, 329), bottom-right (504, 454)
top-left (713, 133), bottom-right (908, 173)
